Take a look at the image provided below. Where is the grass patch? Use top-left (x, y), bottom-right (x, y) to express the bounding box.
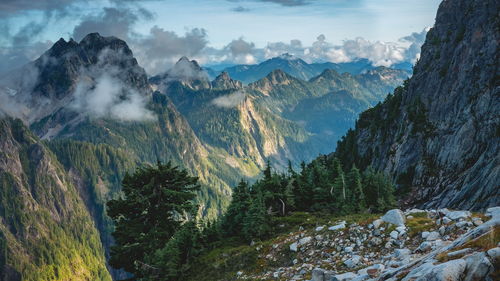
top-left (459, 225), bottom-right (500, 252)
top-left (406, 217), bottom-right (435, 237)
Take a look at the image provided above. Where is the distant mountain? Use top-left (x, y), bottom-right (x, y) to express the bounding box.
top-left (333, 0), bottom-right (499, 210)
top-left (214, 54), bottom-right (407, 84)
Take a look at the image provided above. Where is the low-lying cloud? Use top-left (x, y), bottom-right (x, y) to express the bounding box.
top-left (212, 90), bottom-right (246, 108)
top-left (71, 73), bottom-right (154, 121)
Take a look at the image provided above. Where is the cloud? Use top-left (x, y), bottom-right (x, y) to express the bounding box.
top-left (70, 48), bottom-right (154, 121)
top-left (258, 0), bottom-right (312, 6)
top-left (72, 7), bottom-right (152, 41)
top-left (231, 6), bottom-right (251, 12)
top-left (71, 73), bottom-right (154, 121)
top-left (132, 26), bottom-right (208, 74)
top-left (0, 0), bottom-right (81, 15)
top-left (211, 90), bottom-right (246, 108)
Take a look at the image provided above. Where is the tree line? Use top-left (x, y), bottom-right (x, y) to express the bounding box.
top-left (107, 157), bottom-right (396, 280)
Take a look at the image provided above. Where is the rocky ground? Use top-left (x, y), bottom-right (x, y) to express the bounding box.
top-left (235, 207), bottom-right (500, 281)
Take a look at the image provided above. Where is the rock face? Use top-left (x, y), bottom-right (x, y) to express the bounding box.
top-left (211, 72), bottom-right (243, 90)
top-left (333, 0), bottom-right (500, 210)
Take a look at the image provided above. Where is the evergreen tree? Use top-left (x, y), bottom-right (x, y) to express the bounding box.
top-left (242, 191), bottom-right (270, 241)
top-left (346, 166), bottom-right (365, 212)
top-left (220, 180), bottom-right (250, 237)
top-left (107, 162), bottom-right (199, 279)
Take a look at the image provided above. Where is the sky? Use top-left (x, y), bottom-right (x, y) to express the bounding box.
top-left (0, 0), bottom-right (442, 75)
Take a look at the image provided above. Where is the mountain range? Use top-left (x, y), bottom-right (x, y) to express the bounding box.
top-left (0, 33), bottom-right (408, 280)
top-left (1, 0), bottom-right (498, 277)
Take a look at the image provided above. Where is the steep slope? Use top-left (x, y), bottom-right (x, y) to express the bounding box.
top-left (0, 118), bottom-right (111, 281)
top-left (334, 0), bottom-right (499, 210)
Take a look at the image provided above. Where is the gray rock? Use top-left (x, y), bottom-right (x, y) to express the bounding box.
top-left (390, 231), bottom-right (399, 239)
top-left (421, 259), bottom-right (466, 281)
top-left (486, 247), bottom-right (500, 263)
top-left (290, 242), bottom-right (298, 252)
top-left (442, 217), bottom-right (452, 224)
top-left (426, 231), bottom-right (440, 241)
top-left (464, 252), bottom-right (493, 281)
top-left (402, 262), bottom-right (435, 281)
top-left (299, 236), bottom-right (312, 246)
top-left (311, 268), bottom-right (327, 281)
top-left (446, 211), bottom-right (471, 221)
top-left (439, 226), bottom-right (446, 236)
top-left (416, 241), bottom-right (432, 252)
top-left (381, 209), bottom-right (406, 226)
top-left (344, 255), bottom-right (361, 268)
top-left (372, 219), bottom-right (383, 229)
top-left (473, 219), bottom-right (483, 226)
top-left (344, 246), bottom-right (354, 253)
top-left (486, 207), bottom-right (500, 218)
top-left (447, 248), bottom-right (473, 258)
top-left (332, 272), bottom-right (357, 281)
top-left (421, 231), bottom-right (430, 239)
top-left (329, 222), bottom-right (346, 231)
top-left (393, 248), bottom-right (411, 260)
top-left (316, 226), bottom-right (325, 231)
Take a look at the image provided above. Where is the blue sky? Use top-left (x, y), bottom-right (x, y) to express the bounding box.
top-left (0, 0), bottom-right (442, 74)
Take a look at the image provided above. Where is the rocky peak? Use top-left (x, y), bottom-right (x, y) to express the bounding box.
top-left (150, 57), bottom-right (211, 91)
top-left (211, 71), bottom-right (243, 90)
top-left (333, 0), bottom-right (499, 210)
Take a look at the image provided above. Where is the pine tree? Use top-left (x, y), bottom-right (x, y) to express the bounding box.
top-left (107, 162), bottom-right (199, 278)
top-left (347, 166), bottom-right (365, 212)
top-left (220, 180), bottom-right (250, 237)
top-left (242, 191), bottom-right (270, 241)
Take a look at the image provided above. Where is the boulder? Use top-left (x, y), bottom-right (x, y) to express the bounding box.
top-left (329, 222), bottom-right (346, 231)
top-left (299, 236), bottom-right (312, 246)
top-left (426, 231), bottom-right (440, 241)
top-left (420, 259), bottom-right (466, 281)
top-left (344, 255), bottom-right (361, 268)
top-left (486, 207), bottom-right (500, 218)
top-left (381, 209), bottom-right (406, 226)
top-left (332, 272), bottom-right (357, 281)
top-left (315, 226), bottom-right (325, 231)
top-left (311, 268), bottom-right (327, 281)
top-left (447, 248), bottom-right (473, 258)
top-left (446, 211), bottom-right (471, 221)
top-left (290, 242), bottom-right (298, 252)
top-left (393, 248), bottom-right (411, 260)
top-left (372, 219), bottom-right (383, 229)
top-left (416, 241), bottom-right (432, 252)
top-left (486, 247), bottom-right (500, 263)
top-left (464, 252), bottom-right (493, 281)
top-left (390, 231), bottom-right (399, 239)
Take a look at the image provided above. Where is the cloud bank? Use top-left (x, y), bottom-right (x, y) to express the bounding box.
top-left (0, 0), bottom-right (429, 76)
top-left (212, 90), bottom-right (247, 108)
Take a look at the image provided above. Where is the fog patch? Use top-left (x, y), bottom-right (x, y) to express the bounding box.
top-left (212, 90), bottom-right (246, 108)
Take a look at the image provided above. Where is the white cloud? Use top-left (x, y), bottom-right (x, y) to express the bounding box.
top-left (211, 90), bottom-right (246, 108)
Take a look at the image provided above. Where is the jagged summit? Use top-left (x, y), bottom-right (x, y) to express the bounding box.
top-left (211, 71), bottom-right (243, 90)
top-left (150, 56), bottom-right (211, 90)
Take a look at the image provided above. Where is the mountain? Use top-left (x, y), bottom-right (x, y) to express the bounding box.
top-left (333, 0), bottom-right (499, 210)
top-left (150, 57), bottom-right (211, 91)
top-left (0, 118), bottom-right (111, 281)
top-left (0, 32), bottom-right (409, 279)
top-left (220, 55), bottom-right (402, 84)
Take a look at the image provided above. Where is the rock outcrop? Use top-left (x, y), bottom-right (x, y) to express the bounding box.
top-left (233, 207), bottom-right (499, 281)
top-left (334, 0), bottom-right (500, 210)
